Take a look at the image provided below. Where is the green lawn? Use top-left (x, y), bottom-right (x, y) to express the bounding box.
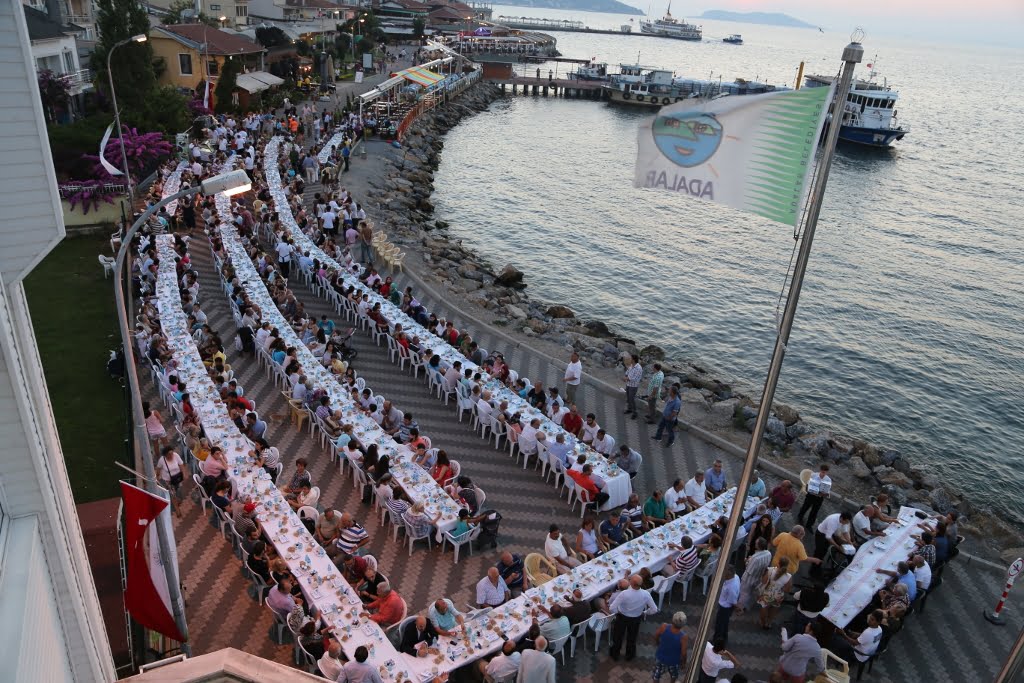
top-left (24, 233), bottom-right (128, 504)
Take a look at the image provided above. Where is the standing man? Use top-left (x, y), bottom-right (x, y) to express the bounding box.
top-left (797, 463), bottom-right (832, 529)
top-left (518, 637), bottom-right (556, 682)
top-left (713, 566), bottom-right (741, 645)
top-left (644, 362), bottom-right (665, 423)
top-left (358, 220), bottom-right (374, 264)
top-left (623, 353), bottom-right (643, 419)
top-left (652, 385), bottom-right (682, 447)
top-left (609, 574), bottom-right (658, 661)
top-left (563, 351), bottom-right (582, 407)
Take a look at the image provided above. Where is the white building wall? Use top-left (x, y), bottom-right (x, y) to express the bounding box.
top-left (0, 0), bottom-right (117, 680)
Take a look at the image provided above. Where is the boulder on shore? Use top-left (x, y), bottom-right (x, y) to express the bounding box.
top-left (849, 456), bottom-right (873, 479)
top-left (773, 403), bottom-right (800, 426)
top-left (495, 264), bottom-right (524, 287)
top-left (546, 305), bottom-right (575, 318)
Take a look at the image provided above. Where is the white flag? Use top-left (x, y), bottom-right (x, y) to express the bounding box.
top-left (634, 85), bottom-right (834, 226)
top-left (99, 123), bottom-right (123, 176)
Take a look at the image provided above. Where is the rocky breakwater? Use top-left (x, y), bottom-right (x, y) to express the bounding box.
top-left (364, 81), bottom-right (1020, 561)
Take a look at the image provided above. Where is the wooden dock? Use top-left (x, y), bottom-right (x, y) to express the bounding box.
top-left (486, 77), bottom-right (606, 99)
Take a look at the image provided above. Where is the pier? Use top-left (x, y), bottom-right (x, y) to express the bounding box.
top-left (494, 15), bottom-right (640, 36)
top-left (492, 76), bottom-right (605, 99)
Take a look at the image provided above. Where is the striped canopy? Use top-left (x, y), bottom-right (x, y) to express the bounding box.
top-left (395, 65), bottom-right (444, 87)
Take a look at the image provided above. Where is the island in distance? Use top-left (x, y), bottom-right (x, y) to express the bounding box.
top-left (494, 0), bottom-right (644, 15)
top-left (698, 9), bottom-right (816, 28)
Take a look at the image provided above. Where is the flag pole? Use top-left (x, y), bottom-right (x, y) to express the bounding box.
top-left (680, 37), bottom-right (863, 683)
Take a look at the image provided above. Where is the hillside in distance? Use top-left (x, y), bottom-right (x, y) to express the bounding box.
top-left (698, 9), bottom-right (816, 28)
top-left (494, 0), bottom-right (644, 15)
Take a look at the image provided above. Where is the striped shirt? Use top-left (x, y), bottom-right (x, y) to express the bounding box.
top-left (625, 363), bottom-right (644, 388)
top-left (672, 547), bottom-right (700, 574)
top-left (336, 523), bottom-right (368, 554)
top-left (621, 505), bottom-right (644, 530)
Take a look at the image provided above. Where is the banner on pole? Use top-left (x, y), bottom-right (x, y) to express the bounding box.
top-left (99, 123), bottom-right (123, 176)
top-left (120, 481), bottom-right (184, 641)
top-left (634, 85), bottom-right (834, 226)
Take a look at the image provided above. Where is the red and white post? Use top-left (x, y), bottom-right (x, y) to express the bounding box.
top-left (986, 557), bottom-right (1024, 625)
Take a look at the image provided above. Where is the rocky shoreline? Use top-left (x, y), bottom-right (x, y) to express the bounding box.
top-left (363, 82), bottom-right (1021, 561)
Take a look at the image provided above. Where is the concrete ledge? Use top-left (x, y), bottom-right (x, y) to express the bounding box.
top-left (124, 647), bottom-right (322, 681)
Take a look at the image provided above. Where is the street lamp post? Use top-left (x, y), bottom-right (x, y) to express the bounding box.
top-left (106, 33), bottom-right (147, 208)
top-left (113, 169), bottom-right (250, 655)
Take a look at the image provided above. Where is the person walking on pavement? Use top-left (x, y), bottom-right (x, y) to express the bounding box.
top-left (358, 220), bottom-right (374, 264)
top-left (644, 362), bottom-right (665, 423)
top-left (652, 385), bottom-right (682, 447)
top-left (563, 352), bottom-right (582, 406)
top-left (797, 464), bottom-right (832, 530)
top-left (341, 143), bottom-right (351, 172)
top-left (623, 353), bottom-right (642, 419)
top-left (609, 574), bottom-right (657, 660)
top-left (713, 566), bottom-right (741, 645)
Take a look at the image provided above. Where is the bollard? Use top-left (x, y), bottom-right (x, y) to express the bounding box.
top-left (985, 557), bottom-right (1024, 625)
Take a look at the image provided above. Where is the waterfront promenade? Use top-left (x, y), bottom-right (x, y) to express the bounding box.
top-left (165, 91), bottom-right (1021, 681)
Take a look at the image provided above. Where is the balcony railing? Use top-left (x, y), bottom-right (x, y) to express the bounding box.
top-left (60, 68), bottom-right (93, 89)
top-left (64, 12), bottom-right (93, 23)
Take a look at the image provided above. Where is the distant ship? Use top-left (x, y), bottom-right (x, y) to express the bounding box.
top-left (602, 63), bottom-right (787, 107)
top-left (803, 67), bottom-right (909, 147)
top-left (640, 2), bottom-right (702, 41)
top-left (723, 34), bottom-right (743, 44)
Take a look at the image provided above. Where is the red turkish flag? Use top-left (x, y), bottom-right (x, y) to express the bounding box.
top-left (120, 482), bottom-right (185, 641)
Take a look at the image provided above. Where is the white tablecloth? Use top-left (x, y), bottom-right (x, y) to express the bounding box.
top-left (317, 131), bottom-right (345, 163)
top-left (820, 506), bottom-right (929, 628)
top-left (212, 167), bottom-right (463, 541)
top-left (263, 136), bottom-right (631, 508)
top-left (162, 160), bottom-right (188, 215)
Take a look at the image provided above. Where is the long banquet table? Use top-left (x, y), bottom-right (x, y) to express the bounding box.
top-left (262, 136), bottom-right (631, 509)
top-left (820, 505), bottom-right (931, 628)
top-left (209, 162), bottom-right (464, 542)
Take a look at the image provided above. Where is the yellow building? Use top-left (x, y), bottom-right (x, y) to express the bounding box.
top-left (150, 23), bottom-right (265, 97)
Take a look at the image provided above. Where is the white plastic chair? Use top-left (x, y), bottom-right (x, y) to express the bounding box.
top-left (98, 254), bottom-right (115, 278)
top-left (298, 506), bottom-right (319, 525)
top-left (548, 633), bottom-right (570, 665)
top-left (403, 517), bottom-right (433, 555)
top-left (587, 612), bottom-right (615, 652)
top-left (441, 526), bottom-right (481, 564)
top-left (653, 572), bottom-right (680, 610)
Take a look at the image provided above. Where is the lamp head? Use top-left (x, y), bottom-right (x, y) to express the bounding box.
top-left (200, 169), bottom-right (251, 197)
top-left (131, 34), bottom-right (147, 42)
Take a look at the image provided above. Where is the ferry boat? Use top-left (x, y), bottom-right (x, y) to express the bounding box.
top-left (603, 63), bottom-right (788, 107)
top-left (639, 2), bottom-right (702, 41)
top-left (723, 34), bottom-right (743, 44)
top-left (803, 69), bottom-right (910, 147)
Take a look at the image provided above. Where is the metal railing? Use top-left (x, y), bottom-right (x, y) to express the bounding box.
top-left (58, 181), bottom-right (127, 199)
top-left (396, 68), bottom-right (481, 141)
top-left (60, 68), bottom-right (93, 88)
top-left (64, 12), bottom-right (93, 23)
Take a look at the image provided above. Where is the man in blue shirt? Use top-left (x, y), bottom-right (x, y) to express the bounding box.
top-left (600, 510), bottom-right (628, 548)
top-left (317, 315), bottom-right (335, 336)
top-left (652, 386), bottom-right (682, 446)
top-left (546, 433), bottom-right (573, 469)
top-left (876, 561), bottom-right (917, 602)
top-left (713, 566), bottom-right (741, 645)
top-left (496, 551), bottom-right (525, 594)
top-left (705, 459), bottom-right (727, 498)
top-left (748, 470), bottom-right (767, 500)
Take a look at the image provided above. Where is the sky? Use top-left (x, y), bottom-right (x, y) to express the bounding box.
top-left (630, 0), bottom-right (1024, 45)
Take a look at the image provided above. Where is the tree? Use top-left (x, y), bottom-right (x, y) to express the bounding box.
top-left (214, 58), bottom-right (241, 114)
top-left (255, 26), bottom-right (290, 49)
top-left (162, 0), bottom-right (220, 27)
top-left (91, 0), bottom-right (156, 103)
top-left (412, 16), bottom-right (426, 39)
top-left (37, 70), bottom-right (70, 123)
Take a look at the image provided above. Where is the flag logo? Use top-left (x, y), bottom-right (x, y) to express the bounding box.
top-left (652, 112), bottom-right (723, 167)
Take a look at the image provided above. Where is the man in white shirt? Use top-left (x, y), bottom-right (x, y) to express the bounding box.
top-left (549, 401), bottom-right (568, 425)
top-left (479, 640), bottom-right (520, 681)
top-left (563, 351), bottom-right (582, 405)
top-left (274, 239), bottom-right (294, 278)
top-left (912, 554), bottom-right (932, 591)
top-left (840, 610), bottom-right (883, 663)
top-left (684, 471), bottom-right (707, 511)
top-left (517, 638), bottom-right (555, 683)
top-left (475, 567), bottom-right (510, 608)
top-left (797, 463), bottom-right (833, 529)
top-left (608, 575), bottom-right (657, 660)
top-left (444, 361), bottom-right (462, 392)
top-left (321, 208), bottom-right (338, 235)
top-left (544, 525), bottom-right (580, 574)
top-left (701, 639), bottom-right (740, 682)
top-left (592, 429), bottom-right (614, 456)
top-left (318, 641), bottom-right (343, 680)
top-left (664, 479), bottom-right (688, 515)
top-left (580, 414), bottom-right (600, 444)
top-left (812, 510), bottom-right (852, 577)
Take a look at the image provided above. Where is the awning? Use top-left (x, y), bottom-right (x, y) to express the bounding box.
top-left (235, 71), bottom-right (285, 94)
top-left (394, 65), bottom-right (444, 87)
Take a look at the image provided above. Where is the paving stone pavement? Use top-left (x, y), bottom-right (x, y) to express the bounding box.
top-left (158, 140), bottom-right (1021, 680)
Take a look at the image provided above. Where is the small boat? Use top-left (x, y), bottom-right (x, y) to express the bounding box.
top-left (723, 34), bottom-right (743, 44)
top-left (640, 1), bottom-right (702, 41)
top-left (569, 61), bottom-right (609, 82)
top-left (803, 66), bottom-right (909, 147)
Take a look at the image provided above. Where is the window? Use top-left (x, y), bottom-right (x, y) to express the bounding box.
top-left (236, 4), bottom-right (247, 16)
top-left (62, 50), bottom-right (75, 74)
top-left (178, 53), bottom-right (193, 76)
top-left (208, 60), bottom-right (219, 76)
top-left (209, 3), bottom-right (220, 8)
